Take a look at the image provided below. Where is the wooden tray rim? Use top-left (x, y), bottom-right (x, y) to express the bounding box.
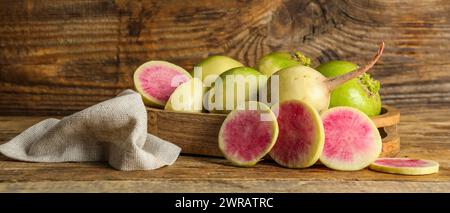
top-left (147, 105), bottom-right (400, 128)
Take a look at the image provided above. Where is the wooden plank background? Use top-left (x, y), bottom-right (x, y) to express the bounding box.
top-left (0, 0), bottom-right (449, 115)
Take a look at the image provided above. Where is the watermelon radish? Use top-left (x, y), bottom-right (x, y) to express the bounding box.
top-left (320, 107), bottom-right (382, 171)
top-left (134, 60), bottom-right (191, 108)
top-left (165, 78), bottom-right (206, 113)
top-left (268, 42), bottom-right (384, 112)
top-left (369, 158), bottom-right (439, 175)
top-left (218, 102), bottom-right (278, 166)
top-left (206, 67), bottom-right (265, 114)
top-left (316, 61), bottom-right (382, 116)
top-left (269, 100), bottom-right (324, 168)
top-left (257, 51), bottom-right (312, 76)
top-left (194, 55), bottom-right (243, 83)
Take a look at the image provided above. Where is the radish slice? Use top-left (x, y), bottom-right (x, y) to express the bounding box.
top-left (218, 102), bottom-right (279, 166)
top-left (370, 158), bottom-right (439, 175)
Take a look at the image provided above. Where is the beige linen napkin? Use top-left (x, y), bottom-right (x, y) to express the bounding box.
top-left (0, 89), bottom-right (181, 171)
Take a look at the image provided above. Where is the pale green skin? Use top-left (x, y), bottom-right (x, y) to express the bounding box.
top-left (316, 61), bottom-right (381, 116)
top-left (206, 67), bottom-right (265, 114)
top-left (257, 52), bottom-right (300, 76)
top-left (165, 78), bottom-right (206, 113)
top-left (270, 65), bottom-right (330, 113)
top-left (193, 55), bottom-right (243, 84)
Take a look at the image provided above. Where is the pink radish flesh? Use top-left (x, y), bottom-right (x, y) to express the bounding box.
top-left (323, 111), bottom-right (372, 161)
top-left (374, 158), bottom-right (430, 167)
top-left (221, 110), bottom-right (275, 162)
top-left (320, 107), bottom-right (381, 171)
top-left (269, 101), bottom-right (323, 168)
top-left (138, 66), bottom-right (190, 102)
top-left (369, 158), bottom-right (439, 175)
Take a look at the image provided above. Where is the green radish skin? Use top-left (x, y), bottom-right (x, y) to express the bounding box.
top-left (271, 65), bottom-right (331, 113)
top-left (165, 78), bottom-right (206, 113)
top-left (257, 52), bottom-right (312, 76)
top-left (193, 55), bottom-right (243, 83)
top-left (268, 42), bottom-right (385, 113)
top-left (206, 67), bottom-right (266, 114)
top-left (316, 61), bottom-right (382, 116)
top-left (257, 52), bottom-right (301, 76)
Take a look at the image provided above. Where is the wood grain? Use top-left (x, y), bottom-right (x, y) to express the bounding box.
top-left (0, 0), bottom-right (449, 115)
top-left (0, 106), bottom-right (448, 192)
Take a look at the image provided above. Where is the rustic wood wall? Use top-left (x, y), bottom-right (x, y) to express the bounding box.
top-left (0, 0), bottom-right (449, 115)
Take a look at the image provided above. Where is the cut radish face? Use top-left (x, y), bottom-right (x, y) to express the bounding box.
top-left (134, 61), bottom-right (191, 108)
top-left (320, 107), bottom-right (382, 171)
top-left (218, 102), bottom-right (278, 166)
top-left (269, 100), bottom-right (324, 168)
top-left (370, 158), bottom-right (439, 175)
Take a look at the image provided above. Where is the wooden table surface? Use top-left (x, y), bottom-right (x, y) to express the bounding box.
top-left (0, 106), bottom-right (449, 192)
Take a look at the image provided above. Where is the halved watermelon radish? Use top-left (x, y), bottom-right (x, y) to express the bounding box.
top-left (134, 60), bottom-right (191, 108)
top-left (320, 107), bottom-right (382, 171)
top-left (165, 78), bottom-right (205, 113)
top-left (369, 158), bottom-right (439, 175)
top-left (218, 102), bottom-right (278, 166)
top-left (269, 100), bottom-right (324, 168)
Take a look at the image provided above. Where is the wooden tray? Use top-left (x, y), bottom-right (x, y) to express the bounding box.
top-left (147, 105), bottom-right (400, 158)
